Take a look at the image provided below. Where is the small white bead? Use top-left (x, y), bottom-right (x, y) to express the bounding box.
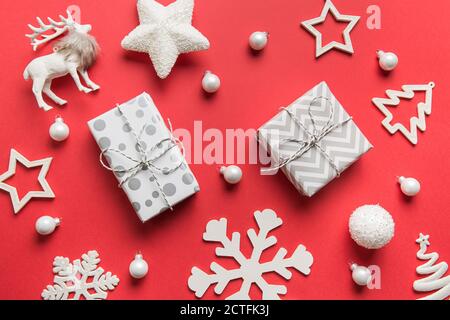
top-left (377, 50), bottom-right (398, 71)
top-left (249, 31), bottom-right (269, 51)
top-left (35, 216), bottom-right (60, 235)
top-left (49, 116), bottom-right (70, 142)
top-left (202, 71), bottom-right (221, 93)
top-left (129, 253), bottom-right (149, 279)
top-left (220, 165), bottom-right (242, 184)
top-left (398, 176), bottom-right (421, 196)
top-left (351, 264), bottom-right (372, 286)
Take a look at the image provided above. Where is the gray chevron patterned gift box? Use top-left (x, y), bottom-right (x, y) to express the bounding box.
top-left (257, 81), bottom-right (373, 197)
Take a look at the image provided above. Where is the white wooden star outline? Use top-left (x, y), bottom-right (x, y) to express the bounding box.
top-left (0, 149), bottom-right (55, 214)
top-left (301, 0), bottom-right (360, 58)
top-left (372, 82), bottom-right (435, 145)
top-left (121, 0), bottom-right (210, 79)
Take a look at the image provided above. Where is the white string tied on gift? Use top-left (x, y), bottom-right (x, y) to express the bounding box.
top-left (262, 96), bottom-right (353, 175)
top-left (99, 104), bottom-right (185, 211)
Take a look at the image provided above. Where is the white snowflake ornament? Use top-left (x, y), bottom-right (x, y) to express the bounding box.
top-left (42, 250), bottom-right (119, 300)
top-left (121, 0), bottom-right (210, 79)
top-left (188, 209), bottom-right (314, 300)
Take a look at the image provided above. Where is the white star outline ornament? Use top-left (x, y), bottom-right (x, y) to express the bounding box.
top-left (301, 0), bottom-right (360, 58)
top-left (372, 82), bottom-right (435, 145)
top-left (0, 149), bottom-right (55, 214)
top-left (121, 0), bottom-right (210, 79)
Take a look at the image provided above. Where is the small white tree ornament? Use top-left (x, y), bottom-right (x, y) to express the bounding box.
top-left (414, 233), bottom-right (450, 300)
top-left (41, 250), bottom-right (119, 300)
top-left (372, 82), bottom-right (435, 145)
top-left (23, 10), bottom-right (100, 111)
top-left (188, 209), bottom-right (314, 300)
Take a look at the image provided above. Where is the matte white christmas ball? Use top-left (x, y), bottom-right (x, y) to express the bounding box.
top-left (249, 31), bottom-right (269, 51)
top-left (349, 204), bottom-right (395, 249)
top-left (129, 253), bottom-right (148, 279)
top-left (35, 216), bottom-right (60, 235)
top-left (350, 264), bottom-right (372, 286)
top-left (220, 165), bottom-right (242, 184)
top-left (398, 176), bottom-right (421, 196)
top-left (202, 71), bottom-right (221, 93)
top-left (49, 116), bottom-right (70, 142)
top-left (377, 50), bottom-right (398, 71)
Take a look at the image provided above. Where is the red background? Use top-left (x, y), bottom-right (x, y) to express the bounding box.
top-left (0, 0), bottom-right (449, 300)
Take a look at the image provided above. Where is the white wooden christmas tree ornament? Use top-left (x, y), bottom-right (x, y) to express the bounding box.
top-left (0, 149), bottom-right (55, 214)
top-left (301, 0), bottom-right (360, 58)
top-left (372, 82), bottom-right (435, 145)
top-left (414, 233), bottom-right (450, 300)
top-left (121, 0), bottom-right (210, 79)
top-left (42, 250), bottom-right (119, 300)
top-left (24, 10), bottom-right (100, 111)
top-left (188, 209), bottom-right (314, 300)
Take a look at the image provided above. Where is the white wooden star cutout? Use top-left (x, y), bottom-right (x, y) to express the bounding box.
top-left (301, 0), bottom-right (360, 58)
top-left (121, 0), bottom-right (210, 79)
top-left (0, 149), bottom-right (55, 214)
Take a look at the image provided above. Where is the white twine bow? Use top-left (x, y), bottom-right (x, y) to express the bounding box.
top-left (99, 104), bottom-right (185, 211)
top-left (262, 96), bottom-right (353, 175)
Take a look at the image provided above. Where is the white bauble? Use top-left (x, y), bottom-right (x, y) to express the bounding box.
top-left (220, 165), bottom-right (242, 184)
top-left (350, 264), bottom-right (372, 286)
top-left (35, 216), bottom-right (60, 235)
top-left (49, 116), bottom-right (70, 142)
top-left (349, 205), bottom-right (395, 249)
top-left (129, 253), bottom-right (148, 279)
top-left (202, 71), bottom-right (221, 93)
top-left (398, 176), bottom-right (421, 196)
top-left (377, 50), bottom-right (398, 71)
top-left (249, 31), bottom-right (268, 51)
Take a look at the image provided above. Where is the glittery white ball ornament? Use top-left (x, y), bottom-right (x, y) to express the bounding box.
top-left (249, 31), bottom-right (269, 51)
top-left (49, 116), bottom-right (70, 142)
top-left (398, 176), bottom-right (421, 197)
top-left (202, 71), bottom-right (221, 93)
top-left (377, 50), bottom-right (398, 71)
top-left (129, 253), bottom-right (148, 279)
top-left (349, 205), bottom-right (395, 249)
top-left (350, 263), bottom-right (372, 286)
top-left (35, 216), bottom-right (60, 235)
top-left (220, 165), bottom-right (242, 184)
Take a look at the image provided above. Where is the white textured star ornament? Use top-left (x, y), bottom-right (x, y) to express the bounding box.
top-left (301, 0), bottom-right (360, 58)
top-left (0, 149), bottom-right (55, 214)
top-left (121, 0), bottom-right (210, 79)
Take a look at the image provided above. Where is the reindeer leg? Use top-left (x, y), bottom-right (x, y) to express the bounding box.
top-left (43, 80), bottom-right (67, 106)
top-left (79, 69), bottom-right (100, 91)
top-left (32, 77), bottom-right (53, 111)
top-left (68, 66), bottom-right (92, 93)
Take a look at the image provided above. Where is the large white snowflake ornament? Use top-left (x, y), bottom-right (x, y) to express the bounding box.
top-left (188, 209), bottom-right (314, 300)
top-left (41, 250), bottom-right (119, 300)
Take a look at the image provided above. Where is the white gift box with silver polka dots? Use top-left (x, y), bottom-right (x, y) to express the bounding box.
top-left (88, 92), bottom-right (200, 222)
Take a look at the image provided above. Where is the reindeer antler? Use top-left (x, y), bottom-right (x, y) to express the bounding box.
top-left (26, 10), bottom-right (75, 51)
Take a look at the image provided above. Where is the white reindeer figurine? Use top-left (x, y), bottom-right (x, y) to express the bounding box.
top-left (23, 10), bottom-right (100, 111)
